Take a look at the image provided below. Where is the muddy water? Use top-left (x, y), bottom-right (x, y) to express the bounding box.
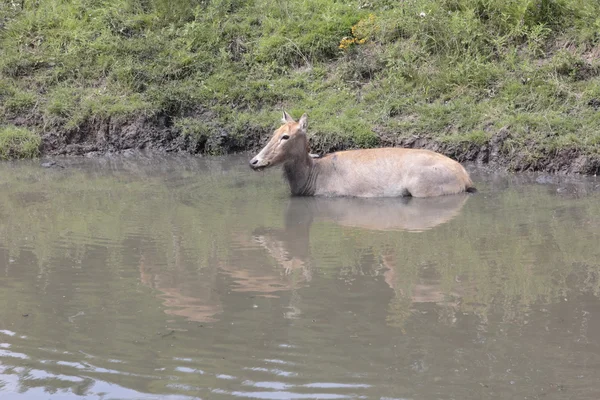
top-left (0, 155), bottom-right (599, 400)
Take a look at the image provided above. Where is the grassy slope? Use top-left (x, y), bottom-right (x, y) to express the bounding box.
top-left (1, 0), bottom-right (600, 168)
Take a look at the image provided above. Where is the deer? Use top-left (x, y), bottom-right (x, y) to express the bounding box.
top-left (249, 112), bottom-right (475, 197)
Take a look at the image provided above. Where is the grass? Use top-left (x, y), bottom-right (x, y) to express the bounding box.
top-left (1, 0), bottom-right (600, 162)
top-left (0, 125), bottom-right (41, 159)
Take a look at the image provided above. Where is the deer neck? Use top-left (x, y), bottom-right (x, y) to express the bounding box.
top-left (283, 152), bottom-right (318, 196)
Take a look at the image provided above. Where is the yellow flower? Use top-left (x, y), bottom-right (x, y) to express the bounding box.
top-left (339, 14), bottom-right (379, 51)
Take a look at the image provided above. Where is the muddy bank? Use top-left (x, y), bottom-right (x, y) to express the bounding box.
top-left (38, 116), bottom-right (600, 175)
top-left (382, 128), bottom-right (600, 176)
top-left (39, 112), bottom-right (263, 157)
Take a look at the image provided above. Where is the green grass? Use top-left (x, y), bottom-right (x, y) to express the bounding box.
top-left (0, 125), bottom-right (41, 159)
top-left (1, 0), bottom-right (600, 161)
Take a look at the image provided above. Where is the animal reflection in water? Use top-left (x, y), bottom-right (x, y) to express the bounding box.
top-left (139, 194), bottom-right (471, 324)
top-left (138, 238), bottom-right (223, 323)
top-left (252, 194), bottom-right (472, 324)
top-left (138, 231), bottom-right (310, 322)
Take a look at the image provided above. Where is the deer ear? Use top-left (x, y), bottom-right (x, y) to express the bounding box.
top-left (298, 113), bottom-right (308, 132)
top-left (282, 111), bottom-right (295, 124)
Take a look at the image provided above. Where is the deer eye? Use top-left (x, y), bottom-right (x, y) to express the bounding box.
top-left (281, 135), bottom-right (290, 140)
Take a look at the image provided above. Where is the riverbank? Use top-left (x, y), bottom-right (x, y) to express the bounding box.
top-left (37, 116), bottom-right (600, 174)
top-left (1, 0), bottom-right (599, 174)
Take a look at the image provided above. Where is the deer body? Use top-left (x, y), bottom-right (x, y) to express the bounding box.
top-left (250, 112), bottom-right (475, 198)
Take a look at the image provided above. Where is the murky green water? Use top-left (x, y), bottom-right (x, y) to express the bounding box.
top-left (0, 154), bottom-right (599, 400)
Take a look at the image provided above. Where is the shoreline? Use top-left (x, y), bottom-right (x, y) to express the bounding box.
top-left (34, 118), bottom-right (600, 176)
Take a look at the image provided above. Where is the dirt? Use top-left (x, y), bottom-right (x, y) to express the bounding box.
top-left (379, 126), bottom-right (600, 175)
top-left (30, 115), bottom-right (600, 175)
top-left (39, 112), bottom-right (263, 157)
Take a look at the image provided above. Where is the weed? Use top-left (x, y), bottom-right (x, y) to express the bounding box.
top-left (1, 0), bottom-right (600, 160)
top-left (0, 126), bottom-right (41, 159)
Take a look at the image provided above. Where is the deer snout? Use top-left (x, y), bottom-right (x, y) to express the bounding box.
top-left (249, 156), bottom-right (269, 170)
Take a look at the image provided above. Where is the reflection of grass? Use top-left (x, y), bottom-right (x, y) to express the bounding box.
top-left (0, 159), bottom-right (287, 393)
top-left (386, 296), bottom-right (413, 333)
top-left (0, 160), bottom-right (598, 397)
top-left (0, 161), bottom-right (284, 271)
top-left (308, 186), bottom-right (600, 326)
top-left (0, 160), bottom-right (599, 334)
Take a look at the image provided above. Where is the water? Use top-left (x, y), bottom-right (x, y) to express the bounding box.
top-left (0, 154), bottom-right (599, 400)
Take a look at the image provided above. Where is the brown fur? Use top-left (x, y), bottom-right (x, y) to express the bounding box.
top-left (250, 112), bottom-right (475, 197)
